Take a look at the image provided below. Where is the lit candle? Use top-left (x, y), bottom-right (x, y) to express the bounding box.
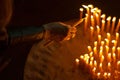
top-left (96, 13), bottom-right (100, 26)
top-left (103, 72), bottom-right (108, 79)
top-left (80, 55), bottom-right (84, 60)
top-left (107, 73), bottom-right (111, 79)
top-left (88, 46), bottom-right (92, 52)
top-left (101, 14), bottom-right (106, 21)
top-left (91, 15), bottom-right (95, 27)
top-left (90, 60), bottom-right (93, 68)
top-left (90, 57), bottom-right (94, 62)
top-left (101, 41), bottom-right (105, 46)
top-left (112, 40), bottom-right (117, 47)
top-left (93, 47), bottom-right (97, 55)
top-left (90, 52), bottom-right (93, 57)
top-left (94, 41), bottom-right (97, 47)
top-left (90, 26), bottom-right (94, 41)
top-left (84, 14), bottom-right (88, 33)
top-left (105, 39), bottom-right (109, 46)
top-left (112, 46), bottom-right (116, 53)
top-left (98, 35), bottom-right (101, 44)
top-left (97, 72), bottom-right (101, 79)
top-left (107, 33), bottom-right (111, 41)
top-left (92, 67), bottom-right (96, 75)
top-left (108, 53), bottom-right (111, 62)
top-left (108, 62), bottom-right (111, 71)
top-left (79, 8), bottom-right (83, 19)
top-left (113, 53), bottom-right (116, 62)
top-left (100, 46), bottom-right (103, 51)
top-left (116, 32), bottom-right (119, 42)
top-left (106, 16), bottom-right (111, 32)
top-left (94, 60), bottom-right (97, 67)
top-left (105, 45), bottom-right (109, 56)
top-left (99, 63), bottom-right (103, 71)
top-left (99, 50), bottom-right (103, 58)
top-left (100, 55), bottom-right (104, 63)
top-left (96, 25), bottom-right (100, 35)
top-left (101, 20), bottom-right (105, 33)
top-left (111, 17), bottom-right (116, 33)
top-left (75, 58), bottom-right (80, 66)
top-left (117, 61), bottom-right (120, 71)
top-left (117, 47), bottom-right (120, 59)
top-left (115, 19), bottom-right (120, 32)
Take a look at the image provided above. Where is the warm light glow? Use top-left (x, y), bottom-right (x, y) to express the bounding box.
top-left (79, 8), bottom-right (83, 11)
top-left (94, 41), bottom-right (97, 47)
top-left (94, 60), bottom-right (97, 67)
top-left (88, 46), bottom-right (92, 52)
top-left (88, 4), bottom-right (93, 9)
top-left (82, 5), bottom-right (88, 9)
top-left (75, 58), bottom-right (79, 65)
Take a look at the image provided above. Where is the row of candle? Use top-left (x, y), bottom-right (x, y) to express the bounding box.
top-left (74, 4), bottom-right (120, 80)
top-left (79, 4), bottom-right (120, 35)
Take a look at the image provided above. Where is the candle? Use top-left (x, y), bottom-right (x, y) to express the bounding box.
top-left (116, 33), bottom-right (119, 42)
top-left (96, 13), bottom-right (100, 26)
top-left (107, 73), bottom-right (111, 78)
top-left (90, 60), bottom-right (93, 68)
top-left (90, 26), bottom-right (94, 40)
top-left (117, 47), bottom-right (120, 59)
top-left (100, 46), bottom-right (103, 51)
top-left (88, 46), bottom-right (92, 52)
top-left (105, 45), bottom-right (109, 56)
top-left (90, 57), bottom-right (94, 62)
top-left (101, 41), bottom-right (105, 46)
top-left (79, 8), bottom-right (83, 19)
top-left (117, 61), bottom-right (120, 71)
top-left (101, 14), bottom-right (106, 21)
top-left (91, 15), bottom-right (95, 27)
top-left (101, 20), bottom-right (105, 33)
top-left (108, 53), bottom-right (111, 62)
top-left (92, 67), bottom-right (96, 75)
top-left (97, 72), bottom-right (101, 79)
top-left (107, 33), bottom-right (111, 41)
top-left (100, 55), bottom-right (104, 63)
top-left (93, 47), bottom-right (97, 55)
top-left (96, 25), bottom-right (100, 35)
top-left (94, 41), bottom-right (97, 47)
top-left (115, 19), bottom-right (120, 32)
top-left (90, 52), bottom-right (93, 57)
top-left (112, 40), bottom-right (117, 47)
top-left (112, 46), bottom-right (116, 53)
top-left (111, 17), bottom-right (116, 33)
top-left (94, 60), bottom-right (97, 67)
top-left (108, 62), bottom-right (111, 71)
top-left (84, 14), bottom-right (88, 33)
top-left (75, 58), bottom-right (80, 66)
top-left (113, 53), bottom-right (116, 62)
top-left (98, 35), bottom-right (101, 44)
top-left (103, 72), bottom-right (108, 79)
top-left (99, 50), bottom-right (103, 58)
top-left (106, 16), bottom-right (111, 32)
top-left (105, 39), bottom-right (109, 46)
top-left (99, 63), bottom-right (103, 71)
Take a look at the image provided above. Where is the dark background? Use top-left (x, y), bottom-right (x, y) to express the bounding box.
top-left (9, 0), bottom-right (120, 27)
top-left (1, 0), bottom-right (120, 80)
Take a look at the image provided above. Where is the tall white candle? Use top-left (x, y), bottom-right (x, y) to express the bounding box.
top-left (106, 16), bottom-right (111, 32)
top-left (111, 17), bottom-right (116, 33)
top-left (115, 19), bottom-right (120, 32)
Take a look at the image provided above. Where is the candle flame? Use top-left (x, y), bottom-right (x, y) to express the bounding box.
top-left (101, 14), bottom-right (106, 18)
top-left (107, 16), bottom-right (111, 21)
top-left (79, 8), bottom-right (83, 11)
top-left (82, 5), bottom-right (88, 9)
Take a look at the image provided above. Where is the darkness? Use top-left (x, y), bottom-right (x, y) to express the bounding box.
top-left (1, 0), bottom-right (120, 80)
